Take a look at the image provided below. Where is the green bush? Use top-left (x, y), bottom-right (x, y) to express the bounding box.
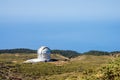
top-left (94, 57), bottom-right (120, 80)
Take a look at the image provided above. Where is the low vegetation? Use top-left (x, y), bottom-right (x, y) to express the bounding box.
top-left (0, 49), bottom-right (120, 80)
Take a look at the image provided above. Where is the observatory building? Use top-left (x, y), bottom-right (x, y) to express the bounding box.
top-left (24, 46), bottom-right (51, 63)
top-left (37, 46), bottom-right (51, 62)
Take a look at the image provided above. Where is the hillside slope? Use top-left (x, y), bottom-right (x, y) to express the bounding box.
top-left (0, 53), bottom-right (115, 80)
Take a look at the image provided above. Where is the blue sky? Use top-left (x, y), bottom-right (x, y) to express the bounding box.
top-left (0, 0), bottom-right (120, 52)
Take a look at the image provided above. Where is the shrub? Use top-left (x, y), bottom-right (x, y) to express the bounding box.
top-left (95, 57), bottom-right (120, 80)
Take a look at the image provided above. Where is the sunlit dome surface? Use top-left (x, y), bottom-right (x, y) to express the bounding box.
top-left (37, 46), bottom-right (51, 62)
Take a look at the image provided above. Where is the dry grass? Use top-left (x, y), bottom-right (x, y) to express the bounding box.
top-left (0, 53), bottom-right (115, 80)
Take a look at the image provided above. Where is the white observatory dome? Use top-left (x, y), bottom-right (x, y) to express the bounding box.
top-left (37, 46), bottom-right (51, 62)
top-left (24, 46), bottom-right (51, 63)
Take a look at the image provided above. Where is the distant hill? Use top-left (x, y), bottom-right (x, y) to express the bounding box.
top-left (0, 48), bottom-right (120, 58)
top-left (0, 48), bottom-right (80, 58)
top-left (0, 48), bottom-right (36, 53)
top-left (51, 50), bottom-right (81, 58)
top-left (83, 50), bottom-right (110, 56)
